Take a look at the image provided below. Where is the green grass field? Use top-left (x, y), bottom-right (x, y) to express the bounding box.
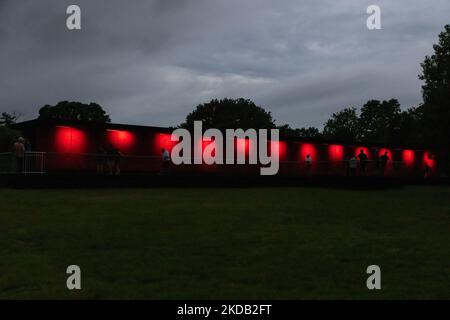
top-left (0, 186), bottom-right (449, 299)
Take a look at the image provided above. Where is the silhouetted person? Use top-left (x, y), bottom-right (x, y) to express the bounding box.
top-left (106, 144), bottom-right (114, 174)
top-left (112, 147), bottom-right (122, 175)
top-left (13, 137), bottom-right (25, 173)
top-left (424, 164), bottom-right (430, 180)
top-left (161, 148), bottom-right (170, 175)
top-left (357, 149), bottom-right (368, 175)
top-left (348, 156), bottom-right (357, 176)
top-left (379, 151), bottom-right (389, 176)
top-left (304, 154), bottom-right (312, 175)
top-left (106, 144), bottom-right (122, 175)
top-left (96, 147), bottom-right (107, 174)
top-left (24, 139), bottom-right (32, 152)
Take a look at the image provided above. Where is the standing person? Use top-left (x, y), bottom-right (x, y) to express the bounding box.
top-left (424, 163), bottom-right (430, 180)
top-left (348, 156), bottom-right (357, 176)
top-left (106, 144), bottom-right (116, 175)
top-left (24, 139), bottom-right (32, 152)
top-left (304, 154), bottom-right (312, 175)
top-left (161, 148), bottom-right (170, 175)
top-left (13, 137), bottom-right (26, 173)
top-left (379, 151), bottom-right (390, 176)
top-left (112, 146), bottom-right (122, 175)
top-left (357, 149), bottom-right (368, 176)
top-left (96, 147), bottom-right (107, 174)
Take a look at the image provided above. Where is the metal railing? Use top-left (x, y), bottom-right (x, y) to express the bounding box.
top-left (0, 151), bottom-right (428, 177)
top-left (0, 152), bottom-right (46, 174)
top-left (24, 152), bottom-right (46, 174)
top-left (39, 152), bottom-right (424, 176)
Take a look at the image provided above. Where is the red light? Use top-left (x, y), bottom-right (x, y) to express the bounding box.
top-left (403, 150), bottom-right (415, 166)
top-left (379, 148), bottom-right (392, 170)
top-left (55, 126), bottom-right (86, 153)
top-left (155, 133), bottom-right (174, 151)
top-left (236, 138), bottom-right (257, 162)
top-left (236, 138), bottom-right (249, 156)
top-left (355, 146), bottom-right (370, 157)
top-left (107, 130), bottom-right (135, 152)
top-left (270, 140), bottom-right (287, 160)
top-left (379, 148), bottom-right (392, 159)
top-left (328, 144), bottom-right (344, 162)
top-left (300, 143), bottom-right (316, 162)
top-left (202, 138), bottom-right (218, 164)
top-left (423, 152), bottom-right (435, 168)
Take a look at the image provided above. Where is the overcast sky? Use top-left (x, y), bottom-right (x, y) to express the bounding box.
top-left (0, 0), bottom-right (449, 128)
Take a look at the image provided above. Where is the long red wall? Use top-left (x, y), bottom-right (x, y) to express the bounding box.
top-left (32, 124), bottom-right (436, 177)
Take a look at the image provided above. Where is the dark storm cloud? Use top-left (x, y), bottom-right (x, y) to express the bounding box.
top-left (1, 0), bottom-right (449, 128)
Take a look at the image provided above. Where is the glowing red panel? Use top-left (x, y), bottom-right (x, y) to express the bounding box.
top-left (187, 137), bottom-right (216, 164)
top-left (355, 146), bottom-right (370, 157)
top-left (300, 143), bottom-right (317, 162)
top-left (155, 133), bottom-right (174, 151)
top-left (236, 138), bottom-right (257, 162)
top-left (328, 144), bottom-right (344, 162)
top-left (423, 151), bottom-right (435, 168)
top-left (55, 126), bottom-right (87, 153)
top-left (379, 148), bottom-right (392, 159)
top-left (402, 150), bottom-right (415, 166)
top-left (236, 138), bottom-right (249, 156)
top-left (270, 140), bottom-right (287, 160)
top-left (202, 138), bottom-right (217, 164)
top-left (107, 130), bottom-right (135, 152)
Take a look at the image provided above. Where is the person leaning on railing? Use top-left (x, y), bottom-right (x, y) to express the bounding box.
top-left (303, 154), bottom-right (313, 177)
top-left (107, 145), bottom-right (122, 175)
top-left (161, 148), bottom-right (171, 175)
top-left (357, 149), bottom-right (368, 176)
top-left (379, 151), bottom-right (390, 176)
top-left (347, 156), bottom-right (357, 176)
top-left (13, 137), bottom-right (26, 173)
top-left (96, 147), bottom-right (108, 175)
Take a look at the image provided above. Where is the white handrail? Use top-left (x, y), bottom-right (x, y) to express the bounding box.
top-left (24, 152), bottom-right (46, 174)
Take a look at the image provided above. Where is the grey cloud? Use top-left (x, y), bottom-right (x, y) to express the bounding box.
top-left (0, 0), bottom-right (449, 128)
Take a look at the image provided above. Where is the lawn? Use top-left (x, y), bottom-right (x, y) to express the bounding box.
top-left (0, 186), bottom-right (449, 299)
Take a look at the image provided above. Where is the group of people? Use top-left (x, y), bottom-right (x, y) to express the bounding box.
top-left (14, 138), bottom-right (169, 176)
top-left (96, 146), bottom-right (171, 176)
top-left (346, 149), bottom-right (390, 176)
top-left (8, 141), bottom-right (432, 178)
top-left (303, 149), bottom-right (391, 177)
top-left (96, 147), bottom-right (389, 177)
top-left (347, 149), bottom-right (389, 176)
top-left (96, 145), bottom-right (123, 175)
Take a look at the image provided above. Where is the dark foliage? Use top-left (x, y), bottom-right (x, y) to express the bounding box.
top-left (180, 98), bottom-right (275, 131)
top-left (38, 101), bottom-right (111, 123)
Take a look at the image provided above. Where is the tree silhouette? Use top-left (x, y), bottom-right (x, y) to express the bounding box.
top-left (0, 126), bottom-right (21, 152)
top-left (0, 112), bottom-right (20, 126)
top-left (419, 25), bottom-right (450, 172)
top-left (38, 101), bottom-right (111, 123)
top-left (278, 124), bottom-right (321, 139)
top-left (359, 99), bottom-right (401, 144)
top-left (180, 98), bottom-right (275, 131)
top-left (323, 107), bottom-right (360, 142)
